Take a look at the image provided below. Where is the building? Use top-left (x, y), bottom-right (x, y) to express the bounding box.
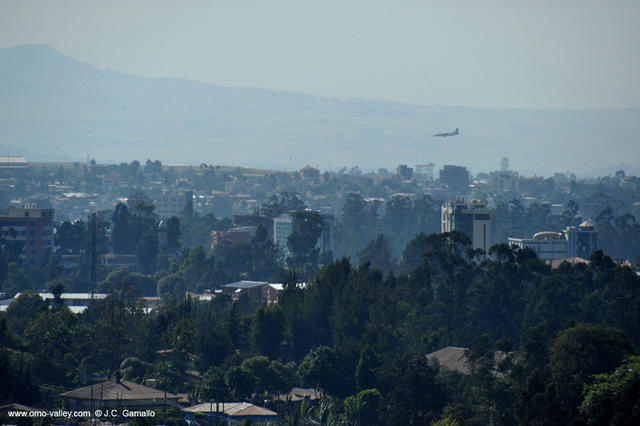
top-left (184, 402), bottom-right (277, 424)
top-left (508, 221), bottom-right (598, 261)
top-left (414, 163), bottom-right (434, 182)
top-left (273, 214), bottom-right (294, 257)
top-left (490, 171), bottom-right (519, 194)
top-left (441, 200), bottom-right (492, 252)
top-left (565, 221), bottom-right (598, 258)
top-left (273, 212), bottom-right (336, 261)
top-left (0, 292), bottom-right (108, 314)
top-left (439, 165), bottom-right (470, 193)
top-left (426, 346), bottom-right (512, 377)
top-left (262, 283), bottom-right (284, 305)
top-left (0, 207), bottom-right (54, 266)
top-left (221, 280), bottom-right (284, 305)
top-left (210, 226), bottom-right (256, 250)
top-left (396, 164), bottom-right (413, 180)
top-left (155, 190), bottom-right (194, 218)
top-left (508, 232), bottom-right (568, 261)
top-left (60, 378), bottom-right (179, 410)
top-left (222, 280), bottom-right (269, 300)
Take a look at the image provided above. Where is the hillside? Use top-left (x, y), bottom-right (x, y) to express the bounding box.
top-left (1, 44), bottom-right (638, 175)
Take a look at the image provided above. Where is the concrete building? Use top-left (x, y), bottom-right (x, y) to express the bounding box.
top-left (396, 164), bottom-right (413, 180)
top-left (414, 163), bottom-right (435, 182)
top-left (565, 221), bottom-right (598, 258)
top-left (439, 165), bottom-right (470, 193)
top-left (155, 190), bottom-right (193, 218)
top-left (273, 214), bottom-right (294, 258)
top-left (273, 212), bottom-right (336, 261)
top-left (0, 207), bottom-right (54, 266)
top-left (508, 221), bottom-right (598, 261)
top-left (508, 232), bottom-right (568, 261)
top-left (441, 200), bottom-right (492, 252)
top-left (210, 226), bottom-right (256, 250)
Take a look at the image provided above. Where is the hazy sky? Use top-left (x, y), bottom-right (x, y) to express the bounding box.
top-left (1, 0), bottom-right (639, 109)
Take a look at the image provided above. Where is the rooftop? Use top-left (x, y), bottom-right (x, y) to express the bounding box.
top-left (60, 379), bottom-right (178, 401)
top-left (184, 402), bottom-right (276, 417)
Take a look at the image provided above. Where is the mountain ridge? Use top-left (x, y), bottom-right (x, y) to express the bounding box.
top-left (1, 44), bottom-right (638, 175)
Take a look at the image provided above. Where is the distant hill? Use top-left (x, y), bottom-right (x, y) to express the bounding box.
top-left (1, 44), bottom-right (638, 176)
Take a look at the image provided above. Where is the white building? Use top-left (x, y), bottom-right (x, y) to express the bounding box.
top-left (508, 232), bottom-right (568, 261)
top-left (441, 200), bottom-right (492, 252)
top-left (155, 190), bottom-right (193, 218)
top-left (508, 221), bottom-right (598, 261)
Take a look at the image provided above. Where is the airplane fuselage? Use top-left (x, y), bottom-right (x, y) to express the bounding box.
top-left (434, 128), bottom-right (459, 137)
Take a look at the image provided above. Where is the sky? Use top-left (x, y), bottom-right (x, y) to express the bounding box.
top-left (1, 0), bottom-right (639, 109)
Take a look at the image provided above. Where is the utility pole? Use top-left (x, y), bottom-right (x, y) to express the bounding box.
top-left (89, 212), bottom-right (97, 290)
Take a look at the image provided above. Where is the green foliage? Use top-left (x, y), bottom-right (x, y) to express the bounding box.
top-left (578, 355), bottom-right (640, 426)
top-left (343, 388), bottom-right (383, 425)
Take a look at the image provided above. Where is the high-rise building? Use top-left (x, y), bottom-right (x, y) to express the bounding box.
top-left (441, 200), bottom-right (492, 252)
top-left (439, 165), bottom-right (470, 193)
top-left (564, 221), bottom-right (598, 258)
top-left (273, 212), bottom-right (336, 262)
top-left (273, 214), bottom-right (294, 258)
top-left (0, 207), bottom-right (54, 266)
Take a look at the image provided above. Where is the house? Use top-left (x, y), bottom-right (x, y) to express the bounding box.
top-left (222, 280), bottom-right (268, 301)
top-left (0, 292), bottom-right (109, 313)
top-left (60, 378), bottom-right (179, 410)
top-left (426, 346), bottom-right (512, 377)
top-left (184, 402), bottom-right (277, 423)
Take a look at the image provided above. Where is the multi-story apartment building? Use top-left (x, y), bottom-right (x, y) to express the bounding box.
top-left (0, 207), bottom-right (54, 266)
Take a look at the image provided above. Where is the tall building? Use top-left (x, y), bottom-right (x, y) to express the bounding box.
top-left (439, 165), bottom-right (470, 193)
top-left (564, 221), bottom-right (598, 258)
top-left (441, 200), bottom-right (492, 252)
top-left (273, 212), bottom-right (336, 261)
top-left (273, 214), bottom-right (294, 258)
top-left (0, 207), bottom-right (54, 266)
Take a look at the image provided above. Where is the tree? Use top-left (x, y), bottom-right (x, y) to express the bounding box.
top-left (359, 234), bottom-right (394, 275)
top-left (298, 346), bottom-right (342, 396)
top-left (225, 366), bottom-right (256, 400)
top-left (548, 323), bottom-right (635, 424)
top-left (577, 355), bottom-right (640, 426)
top-left (136, 233), bottom-right (159, 275)
top-left (386, 355), bottom-right (447, 425)
top-left (344, 388), bottom-right (383, 425)
top-left (166, 216), bottom-right (181, 252)
top-left (287, 211), bottom-right (323, 270)
top-left (112, 203), bottom-right (133, 254)
top-left (6, 290), bottom-right (48, 335)
top-left (355, 348), bottom-right (378, 391)
top-left (253, 305), bottom-right (285, 359)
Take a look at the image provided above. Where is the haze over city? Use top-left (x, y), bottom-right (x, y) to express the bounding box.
top-left (2, 2), bottom-right (640, 424)
top-left (1, 0), bottom-right (639, 176)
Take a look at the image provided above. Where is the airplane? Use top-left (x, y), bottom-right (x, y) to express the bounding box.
top-left (434, 128), bottom-right (459, 138)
